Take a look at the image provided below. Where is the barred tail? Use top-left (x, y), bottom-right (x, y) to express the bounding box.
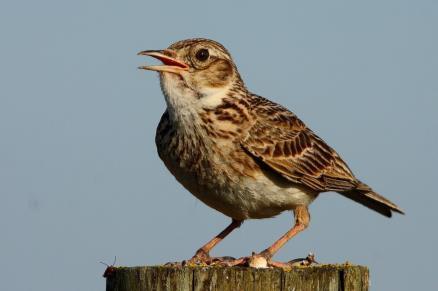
top-left (339, 182), bottom-right (404, 217)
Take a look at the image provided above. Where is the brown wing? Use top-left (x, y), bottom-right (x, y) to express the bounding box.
top-left (241, 96), bottom-right (359, 192)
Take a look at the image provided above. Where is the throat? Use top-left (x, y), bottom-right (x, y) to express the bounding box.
top-left (160, 77), bottom-right (199, 126)
top-left (161, 76), bottom-right (232, 128)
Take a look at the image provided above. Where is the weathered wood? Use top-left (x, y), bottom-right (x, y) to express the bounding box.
top-left (105, 264), bottom-right (368, 291)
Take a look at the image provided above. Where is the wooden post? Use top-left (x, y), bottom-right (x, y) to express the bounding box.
top-left (105, 264), bottom-right (369, 291)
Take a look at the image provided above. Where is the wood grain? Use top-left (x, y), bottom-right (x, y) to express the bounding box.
top-left (105, 264), bottom-right (368, 291)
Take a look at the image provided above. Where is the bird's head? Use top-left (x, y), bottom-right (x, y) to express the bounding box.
top-left (138, 38), bottom-right (244, 112)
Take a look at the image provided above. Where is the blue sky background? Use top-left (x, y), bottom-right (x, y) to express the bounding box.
top-left (1, 1), bottom-right (437, 290)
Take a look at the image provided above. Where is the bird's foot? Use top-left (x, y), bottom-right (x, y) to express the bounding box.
top-left (288, 252), bottom-right (318, 266)
top-left (269, 253), bottom-right (318, 269)
top-left (183, 249), bottom-right (212, 266)
top-left (170, 251), bottom-right (317, 269)
top-left (214, 252), bottom-right (270, 268)
top-left (181, 249), bottom-right (237, 267)
top-left (216, 252), bottom-right (318, 270)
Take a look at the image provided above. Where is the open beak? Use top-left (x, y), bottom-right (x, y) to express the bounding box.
top-left (137, 50), bottom-right (189, 74)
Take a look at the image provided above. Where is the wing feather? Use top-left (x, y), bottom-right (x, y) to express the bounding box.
top-left (241, 96), bottom-right (358, 192)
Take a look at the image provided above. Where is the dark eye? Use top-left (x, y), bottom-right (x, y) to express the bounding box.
top-left (195, 49), bottom-right (209, 62)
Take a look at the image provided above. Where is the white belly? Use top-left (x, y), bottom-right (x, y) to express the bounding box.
top-left (190, 171), bottom-right (318, 220)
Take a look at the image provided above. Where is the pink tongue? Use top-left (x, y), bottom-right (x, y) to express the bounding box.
top-left (157, 56), bottom-right (187, 68)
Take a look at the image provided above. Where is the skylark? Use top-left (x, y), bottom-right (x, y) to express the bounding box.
top-left (138, 38), bottom-right (403, 268)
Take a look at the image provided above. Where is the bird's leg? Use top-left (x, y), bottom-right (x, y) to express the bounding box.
top-left (187, 219), bottom-right (243, 265)
top-left (224, 206), bottom-right (309, 268)
top-left (252, 205), bottom-right (310, 268)
top-left (262, 206), bottom-right (309, 257)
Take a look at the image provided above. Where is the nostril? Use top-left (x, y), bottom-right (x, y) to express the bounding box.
top-left (163, 49), bottom-right (177, 58)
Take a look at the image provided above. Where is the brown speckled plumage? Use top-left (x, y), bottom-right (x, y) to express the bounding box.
top-left (139, 38), bottom-right (403, 267)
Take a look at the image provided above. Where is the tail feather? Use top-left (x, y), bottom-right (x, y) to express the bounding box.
top-left (339, 182), bottom-right (404, 218)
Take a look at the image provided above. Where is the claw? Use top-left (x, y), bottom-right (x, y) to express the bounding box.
top-left (287, 252), bottom-right (318, 266)
top-left (184, 249), bottom-right (213, 266)
top-left (214, 252), bottom-right (269, 268)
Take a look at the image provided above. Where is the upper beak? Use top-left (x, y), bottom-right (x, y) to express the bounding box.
top-left (137, 50), bottom-right (189, 74)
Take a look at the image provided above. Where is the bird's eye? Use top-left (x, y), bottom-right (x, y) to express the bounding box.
top-left (195, 49), bottom-right (209, 62)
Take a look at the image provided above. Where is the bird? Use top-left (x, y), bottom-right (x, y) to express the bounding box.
top-left (137, 38), bottom-right (404, 268)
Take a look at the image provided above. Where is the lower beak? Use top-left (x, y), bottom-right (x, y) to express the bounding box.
top-left (137, 50), bottom-right (189, 74)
